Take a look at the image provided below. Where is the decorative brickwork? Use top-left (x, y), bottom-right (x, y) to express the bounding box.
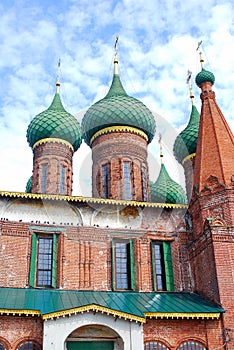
top-left (0, 316), bottom-right (43, 349)
top-left (91, 131), bottom-right (150, 201)
top-left (31, 140), bottom-right (74, 195)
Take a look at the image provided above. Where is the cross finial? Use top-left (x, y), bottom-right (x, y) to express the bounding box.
top-left (56, 59), bottom-right (61, 93)
top-left (114, 36), bottom-right (119, 74)
top-left (186, 70), bottom-right (194, 105)
top-left (158, 132), bottom-right (163, 163)
top-left (196, 40), bottom-right (204, 69)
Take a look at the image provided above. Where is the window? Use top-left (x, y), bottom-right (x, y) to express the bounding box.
top-left (41, 164), bottom-right (48, 193)
top-left (145, 341), bottom-right (169, 350)
top-left (112, 239), bottom-right (134, 290)
top-left (142, 167), bottom-right (148, 201)
top-left (60, 166), bottom-right (66, 194)
top-left (29, 233), bottom-right (58, 288)
top-left (102, 164), bottom-right (109, 198)
top-left (0, 341), bottom-right (7, 350)
top-left (151, 242), bottom-right (174, 291)
top-left (177, 341), bottom-right (206, 350)
top-left (123, 162), bottom-right (131, 200)
top-left (17, 341), bottom-right (41, 350)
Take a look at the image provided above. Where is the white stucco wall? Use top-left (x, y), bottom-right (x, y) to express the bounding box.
top-left (43, 312), bottom-right (144, 350)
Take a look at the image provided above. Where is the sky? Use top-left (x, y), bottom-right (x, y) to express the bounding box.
top-left (0, 0), bottom-right (233, 197)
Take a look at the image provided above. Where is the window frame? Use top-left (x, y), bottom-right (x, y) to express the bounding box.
top-left (101, 163), bottom-right (109, 198)
top-left (41, 163), bottom-right (48, 193)
top-left (29, 233), bottom-right (58, 288)
top-left (112, 239), bottom-right (134, 291)
top-left (16, 340), bottom-right (41, 350)
top-left (177, 340), bottom-right (207, 350)
top-left (142, 166), bottom-right (148, 201)
top-left (145, 341), bottom-right (169, 350)
top-left (60, 165), bottom-right (66, 194)
top-left (123, 161), bottom-right (131, 200)
top-left (151, 241), bottom-right (174, 291)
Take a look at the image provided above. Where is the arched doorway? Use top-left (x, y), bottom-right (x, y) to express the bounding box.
top-left (66, 324), bottom-right (124, 350)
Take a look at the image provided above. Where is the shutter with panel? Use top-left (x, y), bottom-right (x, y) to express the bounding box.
top-left (163, 241), bottom-right (174, 291)
top-left (51, 234), bottom-right (58, 288)
top-left (29, 233), bottom-right (37, 287)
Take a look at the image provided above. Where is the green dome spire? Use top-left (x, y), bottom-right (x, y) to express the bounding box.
top-left (151, 163), bottom-right (186, 204)
top-left (173, 90), bottom-right (200, 164)
top-left (26, 81), bottom-right (82, 151)
top-left (81, 57), bottom-right (156, 145)
top-left (195, 67), bottom-right (215, 87)
top-left (195, 51), bottom-right (215, 87)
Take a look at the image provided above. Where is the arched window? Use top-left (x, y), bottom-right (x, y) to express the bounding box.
top-left (17, 340), bottom-right (41, 350)
top-left (0, 341), bottom-right (7, 350)
top-left (145, 341), bottom-right (169, 350)
top-left (177, 340), bottom-right (206, 350)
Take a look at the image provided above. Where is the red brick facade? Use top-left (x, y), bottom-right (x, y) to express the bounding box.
top-left (91, 130), bottom-right (150, 201)
top-left (31, 140), bottom-right (74, 195)
top-left (0, 60), bottom-right (234, 349)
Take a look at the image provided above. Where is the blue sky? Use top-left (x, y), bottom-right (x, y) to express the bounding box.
top-left (0, 0), bottom-right (233, 196)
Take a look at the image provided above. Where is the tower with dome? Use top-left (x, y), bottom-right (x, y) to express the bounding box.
top-left (0, 44), bottom-right (233, 350)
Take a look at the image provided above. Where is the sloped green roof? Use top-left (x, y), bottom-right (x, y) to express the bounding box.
top-left (173, 105), bottom-right (200, 164)
top-left (27, 92), bottom-right (82, 151)
top-left (0, 288), bottom-right (224, 322)
top-left (195, 68), bottom-right (215, 87)
top-left (151, 163), bottom-right (186, 204)
top-left (82, 73), bottom-right (156, 145)
top-left (25, 176), bottom-right (32, 193)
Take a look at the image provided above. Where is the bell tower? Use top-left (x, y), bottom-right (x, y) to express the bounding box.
top-left (188, 52), bottom-right (234, 330)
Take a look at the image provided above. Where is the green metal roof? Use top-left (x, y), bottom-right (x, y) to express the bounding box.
top-left (173, 105), bottom-right (200, 164)
top-left (150, 163), bottom-right (186, 204)
top-left (25, 176), bottom-right (32, 193)
top-left (0, 288), bottom-right (224, 323)
top-left (81, 73), bottom-right (156, 145)
top-left (26, 92), bottom-right (82, 151)
top-left (195, 68), bottom-right (215, 87)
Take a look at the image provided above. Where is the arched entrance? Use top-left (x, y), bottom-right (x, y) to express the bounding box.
top-left (66, 324), bottom-right (123, 350)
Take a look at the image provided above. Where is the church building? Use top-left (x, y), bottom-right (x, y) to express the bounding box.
top-left (0, 46), bottom-right (233, 350)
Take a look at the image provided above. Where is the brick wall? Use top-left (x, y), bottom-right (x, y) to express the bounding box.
top-left (91, 131), bottom-right (150, 201)
top-left (32, 141), bottom-right (74, 195)
top-left (143, 318), bottom-right (223, 349)
top-left (0, 316), bottom-right (43, 349)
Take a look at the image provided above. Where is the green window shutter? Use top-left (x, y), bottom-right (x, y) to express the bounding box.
top-left (111, 240), bottom-right (115, 290)
top-left (51, 234), bottom-right (58, 288)
top-left (29, 233), bottom-right (37, 287)
top-left (163, 241), bottom-right (174, 291)
top-left (129, 239), bottom-right (135, 290)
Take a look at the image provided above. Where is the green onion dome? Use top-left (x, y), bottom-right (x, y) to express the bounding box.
top-left (195, 68), bottom-right (215, 87)
top-left (26, 84), bottom-right (82, 151)
top-left (81, 59), bottom-right (156, 146)
top-left (173, 104), bottom-right (200, 164)
top-left (151, 163), bottom-right (186, 204)
top-left (25, 176), bottom-right (32, 193)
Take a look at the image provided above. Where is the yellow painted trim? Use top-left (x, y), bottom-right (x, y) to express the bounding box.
top-left (0, 309), bottom-right (40, 317)
top-left (42, 304), bottom-right (145, 323)
top-left (90, 126), bottom-right (148, 144)
top-left (33, 138), bottom-right (74, 151)
top-left (182, 153), bottom-right (196, 165)
top-left (0, 191), bottom-right (188, 209)
top-left (144, 312), bottom-right (221, 320)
